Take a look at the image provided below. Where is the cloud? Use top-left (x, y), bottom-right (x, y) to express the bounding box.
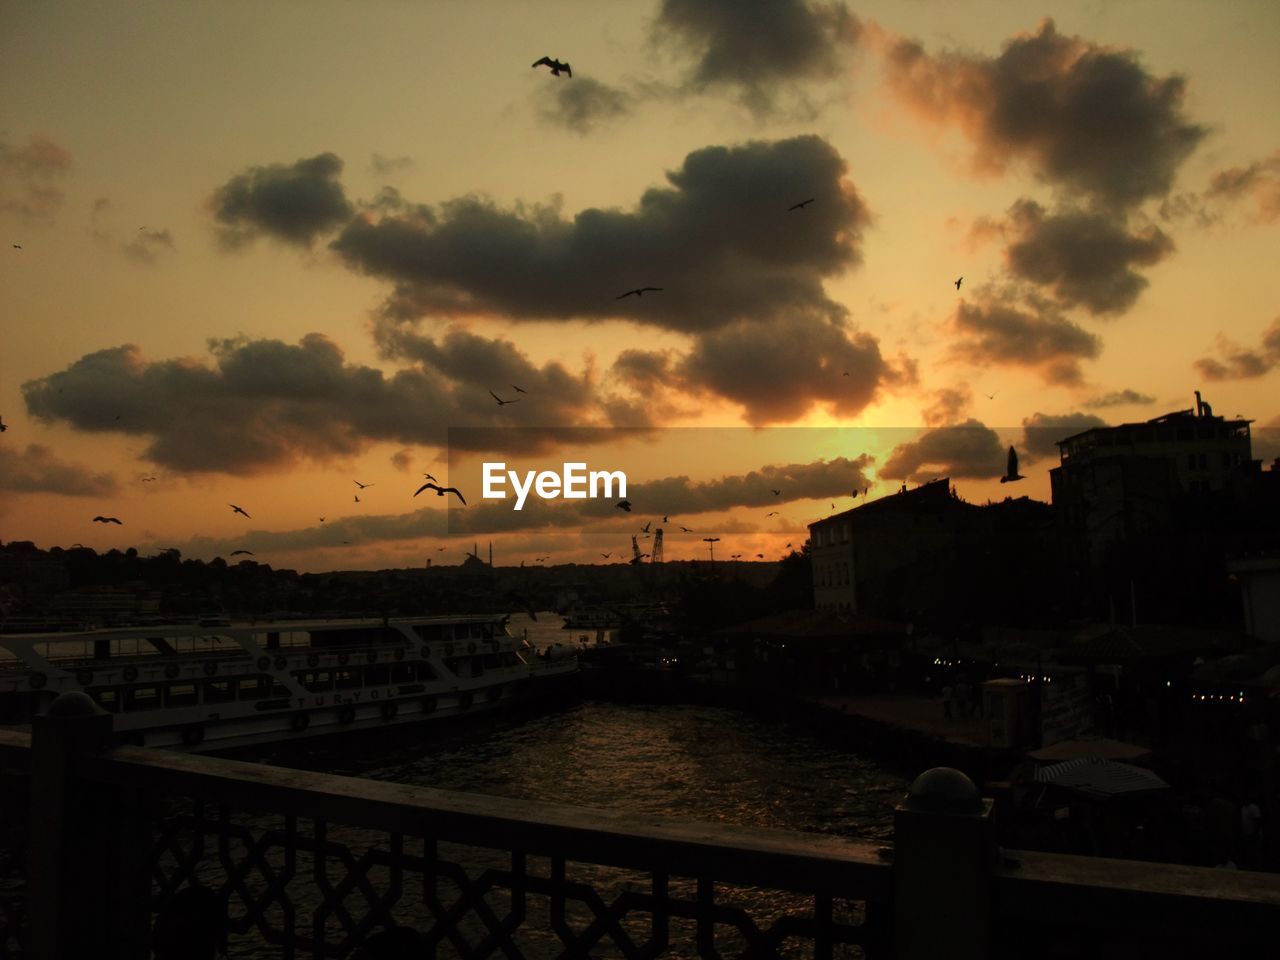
top-left (537, 77), bottom-right (635, 134)
top-left (882, 18), bottom-right (1206, 208)
top-left (331, 135), bottom-right (870, 334)
top-left (1021, 411), bottom-right (1107, 460)
top-left (209, 153), bottom-right (353, 248)
top-left (20, 332), bottom-right (629, 474)
top-left (0, 444), bottom-right (117, 496)
top-left (879, 420), bottom-right (1005, 484)
top-left (370, 153), bottom-right (414, 176)
top-left (1084, 389), bottom-right (1155, 408)
top-left (121, 228), bottom-right (175, 265)
top-left (1000, 199), bottom-right (1174, 315)
top-left (950, 292), bottom-right (1102, 385)
top-left (1205, 150), bottom-right (1280, 223)
top-left (1194, 317), bottom-right (1280, 381)
top-left (922, 385), bottom-right (973, 426)
top-left (390, 449), bottom-right (414, 472)
top-left (0, 134), bottom-right (72, 223)
top-left (654, 0), bottom-right (861, 117)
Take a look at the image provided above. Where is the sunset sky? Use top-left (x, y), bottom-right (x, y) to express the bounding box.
top-left (2, 0), bottom-right (1278, 572)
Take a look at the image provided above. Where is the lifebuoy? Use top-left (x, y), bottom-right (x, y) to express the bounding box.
top-left (203, 661), bottom-right (218, 676)
top-left (290, 713), bottom-right (310, 732)
top-left (381, 701), bottom-right (399, 721)
top-left (337, 705), bottom-right (356, 724)
top-left (257, 656), bottom-right (270, 672)
top-left (182, 725), bottom-right (205, 747)
top-left (394, 648), bottom-right (405, 661)
top-left (164, 663), bottom-right (180, 679)
top-left (422, 695), bottom-right (438, 714)
top-left (123, 665), bottom-right (139, 683)
top-left (307, 652), bottom-right (320, 668)
top-left (76, 669), bottom-right (94, 687)
top-left (273, 655), bottom-right (287, 671)
top-left (366, 650), bottom-right (378, 664)
top-left (458, 691), bottom-right (473, 709)
top-left (29, 672), bottom-right (47, 690)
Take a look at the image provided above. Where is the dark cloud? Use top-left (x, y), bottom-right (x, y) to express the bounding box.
top-left (389, 450), bottom-right (414, 472)
top-left (951, 293), bottom-right (1102, 385)
top-left (1001, 199), bottom-right (1174, 315)
top-left (370, 153), bottom-right (414, 176)
top-left (20, 332), bottom-right (628, 474)
top-left (922, 385), bottom-right (972, 426)
top-left (537, 77), bottom-right (634, 134)
top-left (1205, 150), bottom-right (1280, 223)
top-left (655, 0), bottom-right (861, 116)
top-left (0, 134), bottom-right (72, 222)
top-left (676, 313), bottom-right (910, 424)
top-left (1194, 317), bottom-right (1280, 381)
top-left (883, 19), bottom-right (1206, 208)
top-left (879, 420), bottom-right (1005, 484)
top-left (1021, 411), bottom-right (1107, 460)
top-left (1084, 389), bottom-right (1156, 408)
top-left (0, 444), bottom-right (117, 496)
top-left (121, 228), bottom-right (175, 265)
top-left (332, 135), bottom-right (869, 334)
top-left (1253, 416), bottom-right (1280, 464)
top-left (209, 153), bottom-right (353, 248)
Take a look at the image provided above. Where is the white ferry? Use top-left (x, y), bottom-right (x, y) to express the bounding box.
top-left (0, 614), bottom-right (578, 751)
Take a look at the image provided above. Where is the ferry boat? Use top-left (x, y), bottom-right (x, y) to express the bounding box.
top-left (0, 614), bottom-right (578, 751)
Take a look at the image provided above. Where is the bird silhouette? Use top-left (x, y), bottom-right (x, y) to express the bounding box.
top-left (354, 495), bottom-right (360, 503)
top-left (230, 549), bottom-right (254, 556)
top-left (512, 384), bottom-right (527, 393)
top-left (414, 482), bottom-right (467, 504)
top-left (641, 521), bottom-right (651, 533)
top-left (489, 390), bottom-right (521, 406)
top-left (756, 553), bottom-right (764, 559)
top-left (0, 416), bottom-right (7, 432)
top-left (424, 473), bottom-right (439, 482)
top-left (788, 198), bottom-right (815, 211)
top-left (532, 56), bottom-right (571, 77)
top-left (851, 489), bottom-right (859, 498)
top-left (984, 392), bottom-right (996, 400)
top-left (766, 511), bottom-right (778, 517)
top-left (1000, 446), bottom-right (1024, 483)
top-left (616, 499), bottom-right (632, 511)
top-left (141, 475), bottom-right (157, 482)
top-left (600, 553), bottom-right (612, 559)
top-left (354, 480), bottom-right (374, 489)
top-left (679, 526), bottom-right (693, 532)
top-left (229, 504), bottom-right (250, 518)
top-left (616, 287), bottom-right (662, 299)
top-left (771, 489), bottom-right (781, 496)
top-left (955, 277), bottom-right (963, 290)
top-left (662, 515), bottom-right (669, 523)
top-left (319, 517), bottom-right (326, 523)
top-left (11, 244), bottom-right (20, 250)
top-left (92, 516), bottom-right (122, 524)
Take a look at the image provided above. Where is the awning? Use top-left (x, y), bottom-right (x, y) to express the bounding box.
top-left (1034, 758), bottom-right (1169, 799)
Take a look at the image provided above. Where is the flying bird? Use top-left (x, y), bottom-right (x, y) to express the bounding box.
top-left (229, 504), bottom-right (250, 518)
top-left (354, 480), bottom-right (374, 489)
top-left (354, 495), bottom-right (360, 503)
top-left (641, 521), bottom-right (651, 533)
top-left (11, 244), bottom-right (20, 250)
top-left (756, 553), bottom-right (765, 559)
top-left (414, 481), bottom-right (467, 504)
top-left (512, 384), bottom-right (527, 394)
top-left (141, 475), bottom-right (157, 482)
top-left (1000, 446), bottom-right (1025, 484)
top-left (319, 517), bottom-right (326, 523)
top-left (771, 489), bottom-right (781, 496)
top-left (437, 546), bottom-right (446, 551)
top-left (662, 515), bottom-right (669, 523)
top-left (616, 499), bottom-right (632, 512)
top-left (423, 473), bottom-right (438, 483)
top-left (616, 287), bottom-right (662, 299)
top-left (788, 198), bottom-right (815, 211)
top-left (955, 277), bottom-right (963, 290)
top-left (0, 416), bottom-right (7, 432)
top-left (679, 526), bottom-right (693, 532)
top-left (766, 511), bottom-right (778, 517)
top-left (230, 549), bottom-right (254, 556)
top-left (532, 56), bottom-right (571, 77)
top-left (92, 516), bottom-right (122, 524)
top-left (489, 390), bottom-right (522, 406)
top-left (600, 553), bottom-right (612, 559)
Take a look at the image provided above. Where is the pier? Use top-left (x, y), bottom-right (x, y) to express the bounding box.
top-left (0, 692), bottom-right (1277, 958)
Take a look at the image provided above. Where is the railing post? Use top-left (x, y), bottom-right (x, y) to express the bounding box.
top-left (27, 691), bottom-right (144, 960)
top-left (892, 767), bottom-right (994, 960)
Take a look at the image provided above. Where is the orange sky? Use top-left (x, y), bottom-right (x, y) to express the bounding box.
top-left (1, 0), bottom-right (1277, 571)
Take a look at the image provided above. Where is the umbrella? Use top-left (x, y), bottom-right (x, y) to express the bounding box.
top-left (1034, 758), bottom-right (1168, 800)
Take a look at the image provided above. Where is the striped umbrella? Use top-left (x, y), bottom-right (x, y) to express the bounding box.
top-left (1034, 758), bottom-right (1169, 799)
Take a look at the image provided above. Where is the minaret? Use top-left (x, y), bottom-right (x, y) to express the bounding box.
top-left (489, 541), bottom-right (493, 568)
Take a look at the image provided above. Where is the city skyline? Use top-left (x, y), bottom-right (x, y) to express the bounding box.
top-left (2, 0), bottom-right (1278, 572)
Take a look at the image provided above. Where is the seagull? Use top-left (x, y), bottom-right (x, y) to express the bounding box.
top-left (851, 490), bottom-right (859, 498)
top-left (11, 244), bottom-right (20, 250)
top-left (489, 390), bottom-right (521, 406)
top-left (141, 475), bottom-right (157, 482)
top-left (230, 549), bottom-right (254, 556)
top-left (641, 521), bottom-right (651, 533)
top-left (955, 277), bottom-right (963, 290)
top-left (354, 495), bottom-right (360, 503)
top-left (771, 489), bottom-right (781, 496)
top-left (756, 553), bottom-right (765, 559)
top-left (984, 392), bottom-right (996, 400)
top-left (679, 526), bottom-right (693, 532)
top-left (229, 504), bottom-right (251, 518)
top-left (424, 473), bottom-right (439, 482)
top-left (92, 516), bottom-right (122, 524)
top-left (532, 56), bottom-right (571, 77)
top-left (354, 480), bottom-right (374, 489)
top-left (437, 546), bottom-right (446, 551)
top-left (0, 416), bottom-right (7, 432)
top-left (1000, 446), bottom-right (1024, 484)
top-left (512, 384), bottom-right (527, 394)
top-left (600, 553), bottom-right (612, 559)
top-left (766, 511), bottom-right (778, 517)
top-left (662, 515), bottom-right (669, 523)
top-left (616, 499), bottom-right (632, 511)
top-left (319, 517), bottom-right (326, 523)
top-left (788, 198), bottom-right (815, 211)
top-left (616, 287), bottom-right (662, 299)
top-left (414, 481), bottom-right (467, 504)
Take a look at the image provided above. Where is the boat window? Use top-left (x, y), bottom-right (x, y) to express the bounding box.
top-left (481, 623), bottom-right (495, 639)
top-left (414, 624), bottom-right (444, 642)
top-left (365, 665), bottom-right (389, 686)
top-left (236, 676), bottom-right (285, 699)
top-left (293, 670), bottom-right (333, 692)
top-left (125, 686), bottom-right (160, 711)
top-left (91, 688), bottom-right (120, 713)
top-left (164, 683), bottom-right (198, 707)
top-left (204, 680), bottom-right (235, 704)
top-left (334, 669), bottom-right (361, 690)
top-left (415, 663), bottom-right (438, 681)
